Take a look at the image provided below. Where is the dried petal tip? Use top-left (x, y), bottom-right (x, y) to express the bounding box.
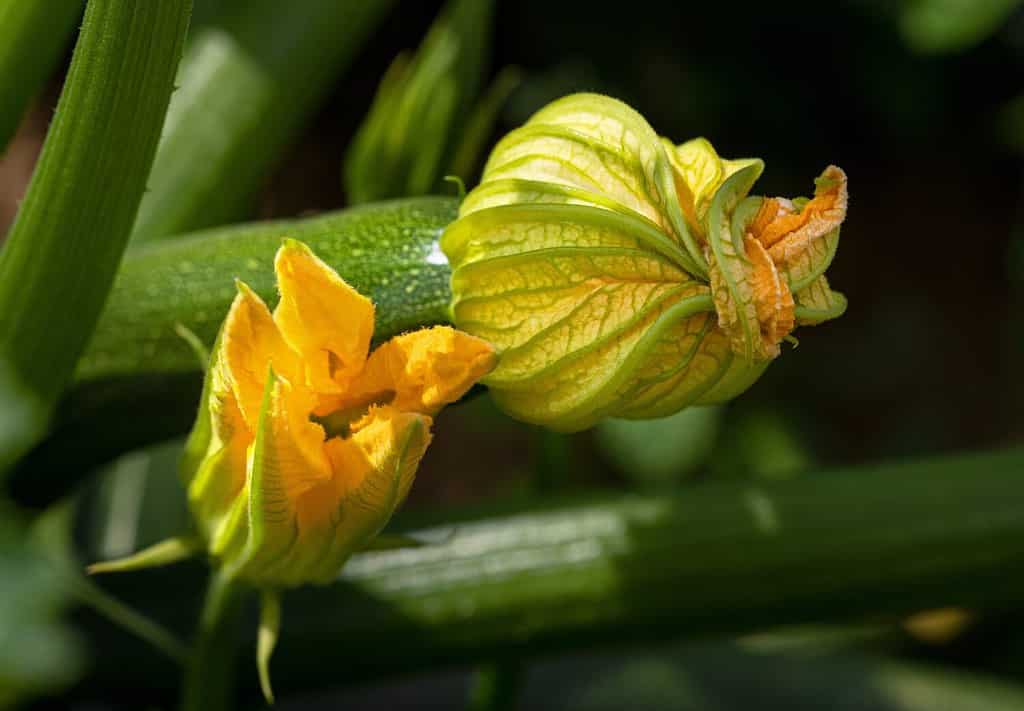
top-left (708, 164), bottom-right (848, 361)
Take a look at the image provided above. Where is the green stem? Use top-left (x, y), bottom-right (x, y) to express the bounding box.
top-left (267, 447), bottom-right (1024, 690)
top-left (82, 447), bottom-right (1024, 696)
top-left (180, 570), bottom-right (251, 711)
top-left (0, 0), bottom-right (192, 411)
top-left (130, 0), bottom-right (395, 243)
top-left (466, 428), bottom-right (566, 709)
top-left (0, 0), bottom-right (83, 152)
top-left (467, 660), bottom-right (523, 711)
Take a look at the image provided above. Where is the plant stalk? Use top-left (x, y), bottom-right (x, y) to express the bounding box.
top-left (0, 0), bottom-right (192, 414)
top-left (80, 446), bottom-right (1024, 698)
top-left (180, 569), bottom-right (251, 711)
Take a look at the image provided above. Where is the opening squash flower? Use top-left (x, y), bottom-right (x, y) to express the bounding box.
top-left (181, 239), bottom-right (496, 587)
top-left (442, 93), bottom-right (848, 431)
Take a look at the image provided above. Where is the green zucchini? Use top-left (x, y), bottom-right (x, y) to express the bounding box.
top-left (13, 198), bottom-right (458, 506)
top-left (83, 197), bottom-right (459, 382)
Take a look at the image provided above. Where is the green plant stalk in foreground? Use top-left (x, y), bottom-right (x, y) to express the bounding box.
top-left (0, 0), bottom-right (83, 153)
top-left (0, 0), bottom-right (192, 413)
top-left (83, 447), bottom-right (1024, 697)
top-left (129, 0), bottom-right (395, 243)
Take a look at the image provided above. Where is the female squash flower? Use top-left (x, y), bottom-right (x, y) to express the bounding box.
top-left (441, 93), bottom-right (848, 431)
top-left (180, 239), bottom-right (496, 587)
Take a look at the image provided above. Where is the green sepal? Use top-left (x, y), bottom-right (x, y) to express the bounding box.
top-left (704, 162), bottom-right (768, 363)
top-left (794, 276), bottom-right (848, 325)
top-left (87, 536), bottom-right (202, 575)
top-left (257, 589), bottom-right (281, 704)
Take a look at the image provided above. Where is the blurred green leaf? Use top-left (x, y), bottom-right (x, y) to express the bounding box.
top-left (595, 407), bottom-right (722, 487)
top-left (0, 358), bottom-right (45, 479)
top-left (0, 508), bottom-right (82, 708)
top-left (0, 0), bottom-right (82, 153)
top-left (711, 410), bottom-right (812, 481)
top-left (901, 0), bottom-right (1022, 54)
top-left (345, 0), bottom-right (514, 203)
top-left (525, 641), bottom-right (1024, 711)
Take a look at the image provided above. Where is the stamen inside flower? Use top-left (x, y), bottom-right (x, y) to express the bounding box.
top-left (311, 390), bottom-right (397, 439)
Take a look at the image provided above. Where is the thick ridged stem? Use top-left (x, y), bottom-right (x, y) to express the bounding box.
top-left (0, 0), bottom-right (192, 414)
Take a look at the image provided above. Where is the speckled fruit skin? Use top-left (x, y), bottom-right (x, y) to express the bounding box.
top-left (80, 197), bottom-right (459, 382)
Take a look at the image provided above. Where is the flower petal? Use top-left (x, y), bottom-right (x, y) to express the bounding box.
top-left (220, 281), bottom-right (301, 430)
top-left (793, 275), bottom-right (848, 326)
top-left (291, 406), bottom-right (433, 584)
top-left (226, 368), bottom-right (332, 585)
top-left (752, 165), bottom-right (848, 290)
top-left (667, 137), bottom-right (762, 237)
top-left (343, 326), bottom-right (496, 416)
top-left (273, 239), bottom-right (375, 394)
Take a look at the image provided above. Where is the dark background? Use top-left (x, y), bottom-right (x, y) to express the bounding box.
top-left (4, 0), bottom-right (1024, 707)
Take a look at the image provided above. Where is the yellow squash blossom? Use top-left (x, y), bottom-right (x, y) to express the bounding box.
top-left (179, 239), bottom-right (496, 588)
top-left (89, 240), bottom-right (494, 702)
top-left (442, 93), bottom-right (848, 431)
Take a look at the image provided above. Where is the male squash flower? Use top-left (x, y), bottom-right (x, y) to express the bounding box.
top-left (90, 240), bottom-right (495, 701)
top-left (180, 239), bottom-right (496, 587)
top-left (442, 93), bottom-right (848, 431)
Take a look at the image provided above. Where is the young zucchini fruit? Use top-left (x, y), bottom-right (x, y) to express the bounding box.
top-left (10, 198), bottom-right (458, 506)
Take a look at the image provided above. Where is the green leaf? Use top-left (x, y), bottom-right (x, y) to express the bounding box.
top-left (344, 0), bottom-right (498, 203)
top-left (902, 0), bottom-right (1022, 54)
top-left (0, 508), bottom-right (82, 706)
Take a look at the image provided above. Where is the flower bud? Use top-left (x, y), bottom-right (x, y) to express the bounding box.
top-left (441, 93), bottom-right (847, 431)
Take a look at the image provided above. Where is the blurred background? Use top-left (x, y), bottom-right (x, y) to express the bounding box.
top-left (2, 0), bottom-right (1024, 708)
